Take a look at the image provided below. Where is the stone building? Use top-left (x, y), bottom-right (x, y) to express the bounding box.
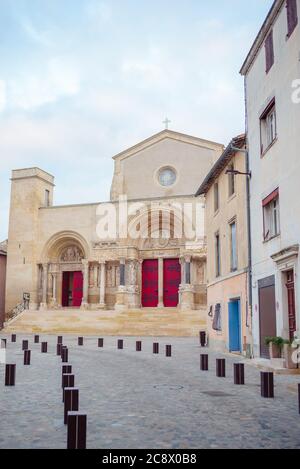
top-left (240, 0), bottom-right (300, 358)
top-left (5, 130), bottom-right (224, 318)
top-left (0, 240), bottom-right (7, 327)
top-left (196, 135), bottom-right (252, 354)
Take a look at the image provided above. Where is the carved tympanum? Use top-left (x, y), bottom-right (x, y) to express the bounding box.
top-left (60, 246), bottom-right (84, 263)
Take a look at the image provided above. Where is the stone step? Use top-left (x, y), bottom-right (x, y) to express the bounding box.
top-left (3, 308), bottom-right (206, 337)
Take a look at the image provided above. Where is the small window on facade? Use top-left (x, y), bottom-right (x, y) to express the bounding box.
top-left (230, 220), bottom-right (238, 271)
top-left (265, 30), bottom-right (274, 73)
top-left (263, 189), bottom-right (280, 241)
top-left (260, 100), bottom-right (276, 154)
top-left (45, 189), bottom-right (50, 207)
top-left (228, 163), bottom-right (235, 197)
top-left (287, 0), bottom-right (298, 37)
top-left (215, 232), bottom-right (221, 278)
top-left (214, 182), bottom-right (219, 213)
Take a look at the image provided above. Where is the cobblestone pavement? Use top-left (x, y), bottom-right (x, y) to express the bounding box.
top-left (0, 334), bottom-right (300, 449)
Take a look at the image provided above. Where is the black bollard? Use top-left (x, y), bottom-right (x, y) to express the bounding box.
top-left (98, 338), bottom-right (104, 348)
top-left (166, 345), bottom-right (172, 357)
top-left (64, 388), bottom-right (79, 425)
top-left (61, 347), bottom-right (69, 363)
top-left (34, 335), bottom-right (39, 344)
top-left (153, 343), bottom-right (159, 354)
top-left (78, 337), bottom-right (83, 346)
top-left (199, 331), bottom-right (206, 347)
top-left (67, 412), bottom-right (87, 449)
top-left (57, 336), bottom-right (63, 344)
top-left (136, 341), bottom-right (142, 352)
top-left (11, 334), bottom-right (16, 343)
top-left (118, 340), bottom-right (124, 350)
top-left (22, 340), bottom-right (28, 351)
top-left (234, 364), bottom-right (245, 385)
top-left (62, 365), bottom-right (72, 387)
top-left (5, 364), bottom-right (16, 386)
top-left (24, 350), bottom-right (31, 366)
top-left (298, 384), bottom-right (300, 414)
top-left (200, 354), bottom-right (209, 371)
top-left (57, 343), bottom-right (62, 356)
top-left (41, 342), bottom-right (48, 353)
top-left (62, 374), bottom-right (75, 402)
top-left (261, 372), bottom-right (274, 398)
top-left (216, 359), bottom-right (226, 378)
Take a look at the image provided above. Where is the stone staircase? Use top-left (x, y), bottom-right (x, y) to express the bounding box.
top-left (2, 308), bottom-right (206, 337)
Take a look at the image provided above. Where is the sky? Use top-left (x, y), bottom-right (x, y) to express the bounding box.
top-left (0, 0), bottom-right (274, 241)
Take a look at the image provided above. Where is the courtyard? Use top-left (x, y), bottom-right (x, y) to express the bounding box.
top-left (0, 335), bottom-right (299, 449)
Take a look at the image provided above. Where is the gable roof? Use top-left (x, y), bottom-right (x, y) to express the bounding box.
top-left (195, 134), bottom-right (246, 196)
top-left (240, 0), bottom-right (284, 76)
top-left (112, 129), bottom-right (224, 161)
top-left (0, 240), bottom-right (7, 255)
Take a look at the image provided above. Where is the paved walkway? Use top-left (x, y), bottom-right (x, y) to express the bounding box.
top-left (0, 334), bottom-right (299, 449)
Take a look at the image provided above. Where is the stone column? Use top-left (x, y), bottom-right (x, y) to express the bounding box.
top-left (81, 260), bottom-right (89, 310)
top-left (115, 259), bottom-right (127, 312)
top-left (127, 260), bottom-right (140, 309)
top-left (40, 263), bottom-right (48, 310)
top-left (179, 256), bottom-right (195, 311)
top-left (158, 257), bottom-right (164, 308)
top-left (50, 272), bottom-right (58, 307)
top-left (185, 256), bottom-right (191, 285)
top-left (98, 261), bottom-right (106, 309)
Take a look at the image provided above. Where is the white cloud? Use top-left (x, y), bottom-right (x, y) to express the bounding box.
top-left (0, 80), bottom-right (6, 112)
top-left (9, 58), bottom-right (80, 110)
top-left (21, 19), bottom-right (54, 47)
top-left (86, 1), bottom-right (112, 25)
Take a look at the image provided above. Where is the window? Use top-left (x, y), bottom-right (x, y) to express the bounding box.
top-left (158, 167), bottom-right (177, 187)
top-left (260, 100), bottom-right (276, 154)
top-left (263, 189), bottom-right (280, 241)
top-left (228, 163), bottom-right (235, 197)
top-left (265, 30), bottom-right (274, 73)
top-left (230, 220), bottom-right (238, 271)
top-left (287, 0), bottom-right (298, 37)
top-left (214, 182), bottom-right (219, 212)
top-left (45, 189), bottom-right (50, 207)
top-left (215, 232), bottom-right (221, 277)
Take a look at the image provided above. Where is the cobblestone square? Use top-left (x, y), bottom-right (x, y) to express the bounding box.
top-left (0, 334), bottom-right (300, 449)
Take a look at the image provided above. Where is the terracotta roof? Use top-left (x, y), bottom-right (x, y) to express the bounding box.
top-left (195, 134), bottom-right (246, 196)
top-left (0, 240), bottom-right (7, 255)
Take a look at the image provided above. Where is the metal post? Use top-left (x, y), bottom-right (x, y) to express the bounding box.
top-left (118, 340), bottom-right (124, 350)
top-left (78, 337), bottom-right (84, 346)
top-left (64, 388), bottom-right (79, 425)
top-left (11, 334), bottom-right (16, 343)
top-left (22, 340), bottom-right (28, 351)
top-left (153, 343), bottom-right (159, 354)
top-left (199, 331), bottom-right (206, 347)
top-left (57, 343), bottom-right (62, 356)
top-left (98, 338), bottom-right (104, 348)
top-left (24, 350), bottom-right (31, 366)
top-left (234, 364), bottom-right (245, 385)
top-left (5, 364), bottom-right (16, 386)
top-left (41, 342), bottom-right (48, 353)
top-left (67, 412), bottom-right (87, 449)
top-left (216, 359), bottom-right (226, 378)
top-left (200, 354), bottom-right (209, 371)
top-left (136, 341), bottom-right (142, 352)
top-left (34, 335), bottom-right (40, 344)
top-left (261, 372), bottom-right (274, 398)
top-left (166, 345), bottom-right (172, 357)
top-left (62, 365), bottom-right (72, 386)
top-left (57, 336), bottom-right (63, 344)
top-left (61, 347), bottom-right (69, 363)
top-left (62, 374), bottom-right (75, 402)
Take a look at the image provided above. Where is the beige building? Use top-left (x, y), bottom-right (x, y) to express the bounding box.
top-left (0, 240), bottom-right (7, 328)
top-left (241, 0), bottom-right (300, 358)
top-left (5, 130), bottom-right (224, 323)
top-left (196, 135), bottom-right (252, 354)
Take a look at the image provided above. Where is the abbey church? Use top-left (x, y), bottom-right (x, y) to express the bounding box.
top-left (5, 129), bottom-right (224, 330)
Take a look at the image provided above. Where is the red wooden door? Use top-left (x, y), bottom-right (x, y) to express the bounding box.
top-left (62, 272), bottom-right (70, 307)
top-left (142, 260), bottom-right (158, 307)
top-left (72, 271), bottom-right (83, 307)
top-left (286, 270), bottom-right (296, 341)
top-left (163, 259), bottom-right (181, 307)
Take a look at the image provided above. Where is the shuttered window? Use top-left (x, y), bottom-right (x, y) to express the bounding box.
top-left (265, 30), bottom-right (274, 73)
top-left (287, 0), bottom-right (298, 37)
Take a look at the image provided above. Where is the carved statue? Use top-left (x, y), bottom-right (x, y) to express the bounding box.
top-left (60, 246), bottom-right (84, 263)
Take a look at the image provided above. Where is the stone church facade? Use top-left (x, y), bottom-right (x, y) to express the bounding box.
top-left (5, 130), bottom-right (223, 316)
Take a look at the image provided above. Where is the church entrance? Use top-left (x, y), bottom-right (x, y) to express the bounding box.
top-left (142, 260), bottom-right (158, 307)
top-left (62, 271), bottom-right (83, 307)
top-left (163, 259), bottom-right (181, 307)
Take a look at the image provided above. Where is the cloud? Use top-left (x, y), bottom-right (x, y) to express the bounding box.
top-left (9, 57), bottom-right (80, 110)
top-left (86, 1), bottom-right (112, 25)
top-left (0, 81), bottom-right (6, 112)
top-left (21, 18), bottom-right (54, 47)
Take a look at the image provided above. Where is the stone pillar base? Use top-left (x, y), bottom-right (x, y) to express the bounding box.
top-left (97, 303), bottom-right (106, 310)
top-left (80, 302), bottom-right (89, 311)
top-left (179, 285), bottom-right (195, 311)
top-left (29, 301), bottom-right (38, 311)
top-left (115, 287), bottom-right (128, 312)
top-left (39, 303), bottom-right (48, 311)
top-left (127, 286), bottom-right (140, 309)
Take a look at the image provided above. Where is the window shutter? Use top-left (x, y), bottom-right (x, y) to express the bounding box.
top-left (287, 0), bottom-right (298, 37)
top-left (265, 30), bottom-right (274, 73)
